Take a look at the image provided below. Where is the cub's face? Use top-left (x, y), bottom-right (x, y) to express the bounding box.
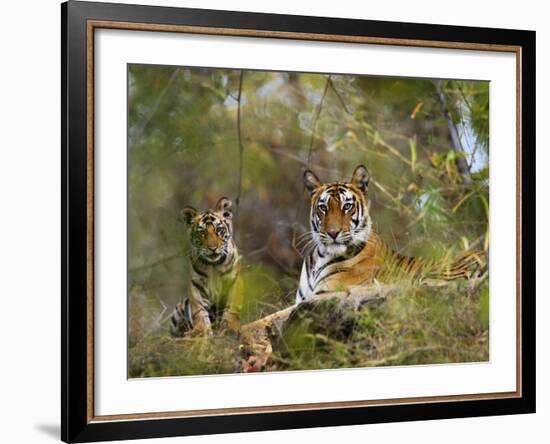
top-left (181, 197), bottom-right (233, 263)
top-left (304, 165), bottom-right (372, 256)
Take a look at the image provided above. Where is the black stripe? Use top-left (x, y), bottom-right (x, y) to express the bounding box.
top-left (314, 255), bottom-right (348, 280)
top-left (192, 263), bottom-right (207, 278)
top-left (305, 253), bottom-right (312, 277)
top-left (397, 255), bottom-right (411, 268)
top-left (312, 217), bottom-right (319, 231)
top-left (184, 300), bottom-right (194, 327)
top-left (305, 256), bottom-right (315, 292)
top-left (316, 267), bottom-right (349, 286)
top-left (191, 279), bottom-right (209, 298)
top-left (346, 241), bottom-right (366, 258)
top-left (219, 266), bottom-right (236, 276)
top-left (177, 304), bottom-right (186, 317)
top-left (406, 258), bottom-right (421, 275)
top-left (219, 253), bottom-right (236, 274)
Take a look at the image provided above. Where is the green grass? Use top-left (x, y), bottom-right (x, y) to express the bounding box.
top-left (128, 278), bottom-right (488, 378)
top-left (269, 280), bottom-right (488, 372)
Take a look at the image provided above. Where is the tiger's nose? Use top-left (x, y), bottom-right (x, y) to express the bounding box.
top-left (208, 246), bottom-right (218, 252)
top-left (327, 229), bottom-right (340, 240)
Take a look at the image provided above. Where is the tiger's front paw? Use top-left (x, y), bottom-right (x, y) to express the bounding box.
top-left (170, 302), bottom-right (192, 337)
top-left (188, 323), bottom-right (213, 338)
top-left (219, 312), bottom-right (241, 336)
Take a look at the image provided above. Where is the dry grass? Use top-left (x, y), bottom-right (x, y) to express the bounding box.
top-left (128, 276), bottom-right (489, 377)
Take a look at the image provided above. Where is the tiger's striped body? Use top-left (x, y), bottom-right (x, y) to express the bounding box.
top-left (296, 165), bottom-right (482, 303)
top-left (171, 197), bottom-right (243, 337)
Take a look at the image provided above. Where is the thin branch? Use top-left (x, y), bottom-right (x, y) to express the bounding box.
top-left (140, 145), bottom-right (179, 176)
top-left (132, 68), bottom-right (181, 145)
top-left (328, 78), bottom-right (352, 115)
top-left (435, 80), bottom-right (472, 184)
top-left (264, 143), bottom-right (308, 166)
top-left (371, 132), bottom-right (413, 167)
top-left (128, 253), bottom-right (184, 273)
top-left (291, 75), bottom-right (332, 256)
top-left (372, 180), bottom-right (414, 216)
top-left (455, 81), bottom-right (473, 113)
top-left (235, 71), bottom-right (245, 210)
top-left (306, 75), bottom-right (331, 165)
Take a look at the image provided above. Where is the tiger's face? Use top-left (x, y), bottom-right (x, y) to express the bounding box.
top-left (181, 197), bottom-right (234, 263)
top-left (304, 165), bottom-right (372, 256)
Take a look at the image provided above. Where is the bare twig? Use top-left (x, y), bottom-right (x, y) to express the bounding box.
top-left (328, 78), bottom-right (352, 115)
top-left (235, 71), bottom-right (245, 210)
top-left (128, 253), bottom-right (184, 273)
top-left (307, 75), bottom-right (331, 164)
top-left (455, 81), bottom-right (473, 113)
top-left (264, 144), bottom-right (308, 166)
top-left (372, 181), bottom-right (414, 216)
top-left (132, 68), bottom-right (181, 145)
top-left (435, 80), bottom-right (472, 184)
top-left (291, 76), bottom-right (332, 256)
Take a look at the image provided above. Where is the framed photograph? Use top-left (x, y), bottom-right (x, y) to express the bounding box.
top-left (62, 1), bottom-right (535, 442)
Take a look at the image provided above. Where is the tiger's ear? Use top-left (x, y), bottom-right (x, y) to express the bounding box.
top-left (304, 169), bottom-right (322, 193)
top-left (180, 206), bottom-right (198, 225)
top-left (216, 197), bottom-right (233, 220)
top-left (351, 165), bottom-right (370, 193)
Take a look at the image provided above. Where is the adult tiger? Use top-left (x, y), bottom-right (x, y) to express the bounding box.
top-left (296, 165), bottom-right (483, 303)
top-left (170, 197), bottom-right (243, 337)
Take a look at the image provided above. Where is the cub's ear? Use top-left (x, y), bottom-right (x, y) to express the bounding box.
top-left (351, 165), bottom-right (370, 193)
top-left (304, 169), bottom-right (322, 193)
top-left (180, 206), bottom-right (198, 225)
top-left (216, 197), bottom-right (233, 219)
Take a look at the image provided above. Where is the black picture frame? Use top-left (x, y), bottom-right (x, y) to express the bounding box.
top-left (62, 1), bottom-right (536, 442)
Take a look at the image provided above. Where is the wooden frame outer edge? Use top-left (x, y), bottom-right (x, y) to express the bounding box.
top-left (85, 19), bottom-right (523, 424)
top-left (89, 19), bottom-right (521, 52)
top-left (86, 19), bottom-right (95, 423)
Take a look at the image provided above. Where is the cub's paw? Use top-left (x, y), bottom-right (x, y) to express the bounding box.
top-left (188, 324), bottom-right (213, 338)
top-left (219, 312), bottom-right (241, 337)
top-left (169, 302), bottom-right (192, 337)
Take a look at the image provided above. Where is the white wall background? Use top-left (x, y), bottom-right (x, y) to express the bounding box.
top-left (0, 0), bottom-right (546, 443)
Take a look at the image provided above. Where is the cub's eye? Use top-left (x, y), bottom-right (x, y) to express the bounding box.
top-left (343, 203), bottom-right (353, 212)
top-left (318, 204), bottom-right (328, 213)
top-left (217, 226), bottom-right (226, 235)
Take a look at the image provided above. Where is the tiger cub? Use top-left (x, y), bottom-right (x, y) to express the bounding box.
top-left (170, 197), bottom-right (243, 337)
top-left (296, 165), bottom-right (483, 303)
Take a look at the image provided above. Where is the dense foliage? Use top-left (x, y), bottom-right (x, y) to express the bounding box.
top-left (127, 65), bottom-right (489, 377)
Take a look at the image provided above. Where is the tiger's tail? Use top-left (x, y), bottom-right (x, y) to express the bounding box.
top-left (427, 249), bottom-right (487, 281)
top-left (382, 246), bottom-right (486, 283)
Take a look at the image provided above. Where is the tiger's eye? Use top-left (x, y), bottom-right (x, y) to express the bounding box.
top-left (318, 204), bottom-right (327, 213)
top-left (343, 203), bottom-right (353, 212)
